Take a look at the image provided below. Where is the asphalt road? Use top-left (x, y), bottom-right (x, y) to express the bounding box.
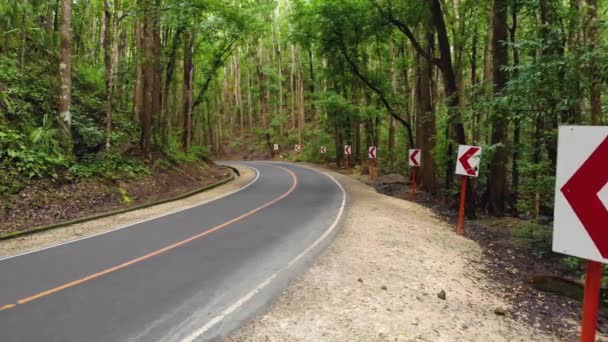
top-left (0, 162), bottom-right (346, 342)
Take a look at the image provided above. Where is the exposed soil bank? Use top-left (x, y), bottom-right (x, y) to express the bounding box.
top-left (0, 162), bottom-right (231, 234)
top-left (0, 164), bottom-right (255, 257)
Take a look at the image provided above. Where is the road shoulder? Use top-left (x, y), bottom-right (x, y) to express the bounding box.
top-left (228, 164), bottom-right (560, 342)
top-left (0, 165), bottom-right (256, 258)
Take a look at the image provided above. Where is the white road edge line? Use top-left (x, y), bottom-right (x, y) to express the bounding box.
top-left (0, 165), bottom-right (261, 262)
top-left (181, 165), bottom-right (347, 342)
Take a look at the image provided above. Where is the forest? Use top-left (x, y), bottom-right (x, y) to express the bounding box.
top-left (0, 0), bottom-right (606, 219)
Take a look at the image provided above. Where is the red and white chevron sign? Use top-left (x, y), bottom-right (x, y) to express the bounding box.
top-left (368, 146), bottom-right (376, 159)
top-left (553, 126), bottom-right (608, 262)
top-left (320, 146), bottom-right (327, 154)
top-left (294, 144), bottom-right (301, 152)
top-left (344, 145), bottom-right (351, 155)
top-left (409, 149), bottom-right (421, 167)
top-left (455, 145), bottom-right (482, 177)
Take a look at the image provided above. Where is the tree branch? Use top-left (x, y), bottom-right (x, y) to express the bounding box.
top-left (369, 0), bottom-right (441, 66)
top-left (192, 37), bottom-right (239, 109)
top-left (331, 30), bottom-right (415, 147)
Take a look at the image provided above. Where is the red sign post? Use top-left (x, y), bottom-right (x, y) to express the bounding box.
top-left (408, 149), bottom-right (421, 200)
top-left (553, 127), bottom-right (608, 342)
top-left (368, 146), bottom-right (377, 180)
top-left (455, 145), bottom-right (483, 235)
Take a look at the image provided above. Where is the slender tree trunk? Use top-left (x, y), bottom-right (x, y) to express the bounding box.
top-left (510, 2), bottom-right (521, 205)
top-left (20, 10), bottom-right (27, 73)
top-left (233, 50), bottom-right (244, 140)
top-left (182, 31), bottom-right (194, 152)
top-left (58, 0), bottom-right (73, 155)
top-left (152, 0), bottom-right (162, 145)
top-left (162, 26), bottom-right (184, 145)
top-left (257, 40), bottom-right (267, 129)
top-left (290, 45), bottom-right (296, 130)
top-left (587, 0), bottom-right (602, 125)
top-left (134, 10), bottom-right (143, 123)
top-left (104, 0), bottom-right (114, 151)
top-left (307, 48), bottom-right (316, 120)
top-left (247, 66), bottom-right (254, 134)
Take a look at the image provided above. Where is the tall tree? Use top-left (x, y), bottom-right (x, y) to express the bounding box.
top-left (182, 31), bottom-right (195, 151)
top-left (58, 0), bottom-right (73, 155)
top-left (103, 0), bottom-right (115, 151)
top-left (587, 0), bottom-right (602, 125)
top-left (487, 0), bottom-right (509, 215)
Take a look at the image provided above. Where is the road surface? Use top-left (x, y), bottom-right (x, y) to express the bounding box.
top-left (0, 162), bottom-right (346, 341)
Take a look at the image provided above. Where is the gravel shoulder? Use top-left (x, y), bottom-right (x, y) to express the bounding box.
top-left (228, 164), bottom-right (560, 342)
top-left (0, 165), bottom-right (255, 258)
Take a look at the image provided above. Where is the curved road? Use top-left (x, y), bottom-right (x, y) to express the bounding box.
top-left (0, 162), bottom-right (346, 342)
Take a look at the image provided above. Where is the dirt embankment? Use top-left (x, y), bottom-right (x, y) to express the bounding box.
top-left (0, 162), bottom-right (231, 234)
top-left (0, 165), bottom-right (255, 257)
top-left (229, 165), bottom-right (567, 342)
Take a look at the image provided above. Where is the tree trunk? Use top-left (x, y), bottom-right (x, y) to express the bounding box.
top-left (247, 66), bottom-right (254, 134)
top-left (103, 0), bottom-right (114, 151)
top-left (162, 26), bottom-right (184, 146)
top-left (509, 1), bottom-right (521, 205)
top-left (137, 0), bottom-right (159, 157)
top-left (181, 31), bottom-right (194, 152)
top-left (298, 53), bottom-right (304, 146)
top-left (587, 0), bottom-right (602, 125)
top-left (307, 48), bottom-right (316, 120)
top-left (426, 0), bottom-right (469, 210)
top-left (487, 0), bottom-right (509, 215)
top-left (234, 49), bottom-right (244, 140)
top-left (152, 0), bottom-right (162, 145)
top-left (257, 40), bottom-right (267, 129)
top-left (416, 26), bottom-right (438, 195)
top-left (290, 45), bottom-right (296, 130)
top-left (20, 10), bottom-right (27, 73)
top-left (58, 0), bottom-right (73, 155)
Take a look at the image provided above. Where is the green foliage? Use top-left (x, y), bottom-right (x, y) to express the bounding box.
top-left (162, 132), bottom-right (210, 164)
top-left (68, 152), bottom-right (149, 180)
top-left (298, 126), bottom-right (333, 163)
top-left (0, 125), bottom-right (66, 195)
top-left (516, 161), bottom-right (556, 215)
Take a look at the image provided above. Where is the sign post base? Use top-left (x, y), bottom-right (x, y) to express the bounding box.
top-left (411, 168), bottom-right (417, 200)
top-left (581, 260), bottom-right (603, 342)
top-left (369, 160), bottom-right (376, 180)
top-left (457, 176), bottom-right (468, 235)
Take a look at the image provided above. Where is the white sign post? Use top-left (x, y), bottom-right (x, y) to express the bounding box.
top-left (368, 147), bottom-right (377, 180)
top-left (368, 146), bottom-right (376, 159)
top-left (455, 145), bottom-right (482, 177)
top-left (344, 145), bottom-right (351, 155)
top-left (553, 126), bottom-right (608, 342)
top-left (344, 145), bottom-right (351, 169)
top-left (454, 145), bottom-right (483, 236)
top-left (408, 149), bottom-right (421, 200)
top-left (408, 149), bottom-right (421, 167)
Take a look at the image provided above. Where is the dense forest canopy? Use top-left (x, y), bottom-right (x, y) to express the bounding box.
top-left (0, 0), bottom-right (606, 218)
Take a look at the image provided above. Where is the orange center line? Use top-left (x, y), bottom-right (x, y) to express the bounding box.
top-left (2, 165), bottom-right (298, 310)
